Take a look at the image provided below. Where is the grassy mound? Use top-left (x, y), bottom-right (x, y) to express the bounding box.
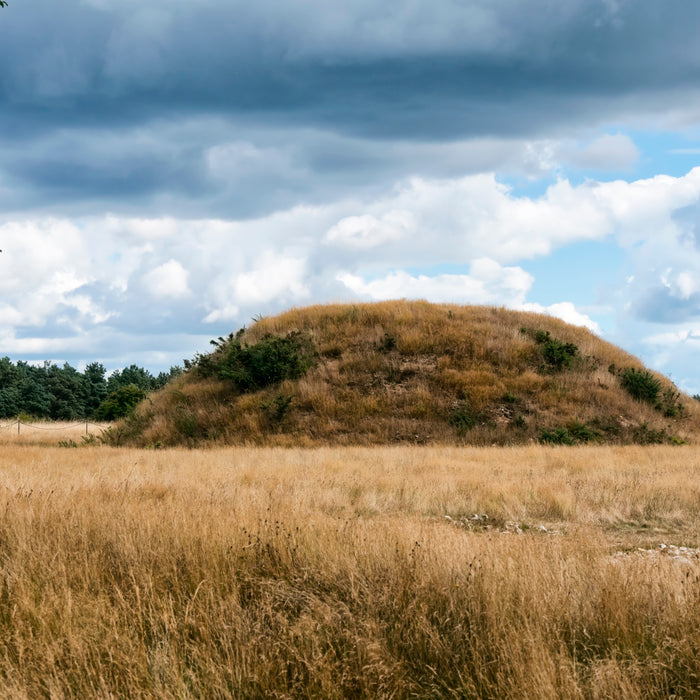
top-left (105, 301), bottom-right (700, 447)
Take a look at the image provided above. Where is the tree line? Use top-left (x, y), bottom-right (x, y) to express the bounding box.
top-left (0, 358), bottom-right (182, 421)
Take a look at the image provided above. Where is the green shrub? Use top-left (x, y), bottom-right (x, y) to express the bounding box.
top-left (17, 413), bottom-right (39, 423)
top-left (260, 393), bottom-right (294, 424)
top-left (566, 420), bottom-right (599, 442)
top-left (619, 368), bottom-right (661, 404)
top-left (94, 385), bottom-right (147, 420)
top-left (200, 331), bottom-right (315, 393)
top-left (531, 330), bottom-right (579, 371)
top-left (589, 417), bottom-right (621, 437)
top-left (633, 422), bottom-right (667, 445)
top-left (99, 424), bottom-right (126, 447)
top-left (539, 427), bottom-right (575, 445)
top-left (539, 421), bottom-right (599, 445)
top-left (191, 330), bottom-right (315, 392)
top-left (57, 434), bottom-right (98, 449)
top-left (616, 367), bottom-right (684, 417)
top-left (448, 396), bottom-right (480, 435)
top-left (542, 339), bottom-right (579, 370)
top-left (657, 387), bottom-right (684, 418)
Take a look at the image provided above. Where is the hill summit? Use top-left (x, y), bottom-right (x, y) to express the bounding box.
top-left (107, 301), bottom-right (700, 447)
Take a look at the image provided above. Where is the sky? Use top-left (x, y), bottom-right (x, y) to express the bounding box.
top-left (1, 0), bottom-right (700, 392)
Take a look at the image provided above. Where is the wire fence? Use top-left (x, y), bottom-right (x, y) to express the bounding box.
top-left (0, 420), bottom-right (110, 435)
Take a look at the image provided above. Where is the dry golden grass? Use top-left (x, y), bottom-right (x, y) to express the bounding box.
top-left (0, 419), bottom-right (109, 446)
top-left (113, 301), bottom-right (700, 447)
top-left (1, 443), bottom-right (699, 697)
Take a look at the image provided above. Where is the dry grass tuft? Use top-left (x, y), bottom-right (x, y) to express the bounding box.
top-left (0, 444), bottom-right (699, 697)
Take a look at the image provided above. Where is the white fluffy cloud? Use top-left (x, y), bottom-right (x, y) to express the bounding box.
top-left (144, 259), bottom-right (190, 299)
top-left (325, 211), bottom-right (414, 249)
top-left (520, 302), bottom-right (601, 334)
top-left (337, 258), bottom-right (533, 306)
top-left (1, 166), bottom-right (699, 373)
top-left (233, 252), bottom-right (309, 307)
top-left (0, 219), bottom-right (88, 295)
top-left (322, 173), bottom-right (613, 266)
top-left (0, 219), bottom-right (115, 332)
top-left (322, 167), bottom-right (700, 272)
top-left (673, 271), bottom-right (700, 300)
top-left (203, 251), bottom-right (310, 323)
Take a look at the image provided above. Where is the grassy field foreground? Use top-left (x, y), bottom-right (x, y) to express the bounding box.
top-left (0, 445), bottom-right (699, 698)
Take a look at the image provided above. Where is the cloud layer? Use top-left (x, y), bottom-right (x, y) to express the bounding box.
top-left (1, 0), bottom-right (700, 391)
top-left (2, 0), bottom-right (700, 220)
top-left (2, 167), bottom-right (699, 377)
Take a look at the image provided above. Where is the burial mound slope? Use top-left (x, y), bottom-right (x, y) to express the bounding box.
top-left (107, 301), bottom-right (700, 447)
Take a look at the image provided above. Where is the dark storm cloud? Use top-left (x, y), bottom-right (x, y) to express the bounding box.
top-left (2, 0), bottom-right (700, 139)
top-left (0, 117), bottom-right (545, 219)
top-left (2, 0), bottom-right (700, 217)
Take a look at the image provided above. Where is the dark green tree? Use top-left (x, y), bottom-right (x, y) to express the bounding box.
top-left (83, 362), bottom-right (108, 417)
top-left (107, 364), bottom-right (157, 393)
top-left (0, 357), bottom-right (20, 417)
top-left (19, 373), bottom-right (51, 418)
top-left (0, 356), bottom-right (176, 420)
top-left (0, 386), bottom-right (19, 418)
top-left (0, 356), bottom-right (20, 386)
top-left (95, 385), bottom-right (147, 421)
top-left (154, 365), bottom-right (183, 389)
top-left (46, 363), bottom-right (86, 420)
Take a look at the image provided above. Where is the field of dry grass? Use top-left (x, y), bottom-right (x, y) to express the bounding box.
top-left (0, 443), bottom-right (699, 698)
